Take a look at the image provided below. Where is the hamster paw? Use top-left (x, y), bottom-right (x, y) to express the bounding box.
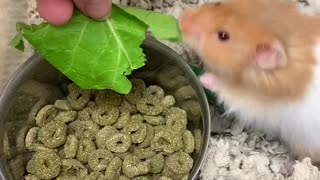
top-left (199, 72), bottom-right (218, 92)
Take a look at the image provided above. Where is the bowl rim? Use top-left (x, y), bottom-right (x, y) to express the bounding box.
top-left (0, 38), bottom-right (211, 180)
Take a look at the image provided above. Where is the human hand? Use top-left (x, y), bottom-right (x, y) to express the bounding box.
top-left (36, 0), bottom-right (112, 26)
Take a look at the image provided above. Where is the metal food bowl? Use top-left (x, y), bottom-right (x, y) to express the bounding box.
top-left (0, 38), bottom-right (210, 180)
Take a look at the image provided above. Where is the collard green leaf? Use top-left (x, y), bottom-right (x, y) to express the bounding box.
top-left (10, 4), bottom-right (184, 94)
top-left (122, 6), bottom-right (182, 43)
top-left (9, 33), bottom-right (24, 51)
top-left (13, 5), bottom-right (148, 94)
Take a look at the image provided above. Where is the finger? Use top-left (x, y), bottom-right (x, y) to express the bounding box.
top-left (36, 0), bottom-right (74, 26)
top-left (73, 0), bottom-right (112, 21)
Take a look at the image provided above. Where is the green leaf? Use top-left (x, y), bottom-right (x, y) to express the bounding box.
top-left (9, 33), bottom-right (24, 51)
top-left (15, 5), bottom-right (148, 94)
top-left (10, 4), bottom-right (185, 94)
top-left (121, 6), bottom-right (182, 43)
top-left (10, 23), bottom-right (49, 51)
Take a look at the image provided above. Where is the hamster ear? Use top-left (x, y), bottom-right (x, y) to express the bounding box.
top-left (254, 40), bottom-right (287, 70)
top-left (179, 8), bottom-right (198, 31)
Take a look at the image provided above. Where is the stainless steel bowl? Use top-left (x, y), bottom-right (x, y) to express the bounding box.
top-left (0, 38), bottom-right (210, 180)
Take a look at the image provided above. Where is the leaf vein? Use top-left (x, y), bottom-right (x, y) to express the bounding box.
top-left (63, 21), bottom-right (89, 74)
top-left (106, 19), bottom-right (133, 87)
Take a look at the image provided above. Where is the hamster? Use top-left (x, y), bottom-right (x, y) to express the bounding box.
top-left (179, 0), bottom-right (320, 164)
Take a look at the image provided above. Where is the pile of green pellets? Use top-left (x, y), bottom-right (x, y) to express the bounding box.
top-left (21, 78), bottom-right (202, 180)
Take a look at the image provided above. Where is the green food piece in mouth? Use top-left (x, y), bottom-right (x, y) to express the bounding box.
top-left (10, 5), bottom-right (182, 94)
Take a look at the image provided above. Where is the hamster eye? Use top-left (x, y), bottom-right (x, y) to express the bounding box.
top-left (217, 31), bottom-right (230, 41)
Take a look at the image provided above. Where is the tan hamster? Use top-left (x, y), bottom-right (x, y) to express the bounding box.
top-left (179, 0), bottom-right (320, 163)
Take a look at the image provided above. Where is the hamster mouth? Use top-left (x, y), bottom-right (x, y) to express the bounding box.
top-left (203, 63), bottom-right (222, 77)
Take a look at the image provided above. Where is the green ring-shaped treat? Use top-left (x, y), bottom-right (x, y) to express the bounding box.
top-left (24, 174), bottom-right (41, 180)
top-left (149, 153), bottom-right (165, 174)
top-left (114, 152), bottom-right (130, 160)
top-left (105, 133), bottom-right (131, 153)
top-left (76, 138), bottom-right (96, 163)
top-left (55, 110), bottom-right (78, 124)
top-left (132, 176), bottom-right (150, 180)
top-left (68, 120), bottom-right (100, 140)
top-left (25, 127), bottom-right (56, 152)
top-left (87, 101), bottom-right (96, 107)
top-left (114, 111), bottom-right (130, 129)
top-left (181, 100), bottom-right (201, 122)
top-left (95, 126), bottom-right (119, 149)
top-left (67, 83), bottom-right (91, 110)
top-left (133, 147), bottom-right (156, 159)
top-left (35, 105), bottom-right (57, 127)
top-left (165, 107), bottom-right (187, 134)
top-left (120, 100), bottom-right (137, 113)
top-left (105, 157), bottom-right (122, 180)
top-left (122, 122), bottom-right (147, 144)
top-left (158, 176), bottom-right (173, 180)
top-left (144, 115), bottom-right (165, 126)
top-left (150, 174), bottom-right (162, 179)
top-left (125, 79), bottom-right (146, 105)
top-left (122, 154), bottom-right (150, 178)
top-left (38, 121), bottom-right (67, 149)
top-left (26, 151), bottom-right (61, 179)
top-left (179, 174), bottom-right (189, 180)
top-left (77, 107), bottom-right (94, 121)
top-left (88, 149), bottom-right (114, 171)
top-left (156, 66), bottom-right (187, 90)
top-left (193, 129), bottom-right (202, 153)
top-left (142, 85), bottom-right (165, 100)
top-left (94, 90), bottom-right (122, 107)
top-left (174, 85), bottom-right (196, 103)
top-left (139, 124), bottom-right (154, 148)
top-left (153, 125), bottom-right (166, 135)
top-left (131, 114), bottom-right (144, 123)
top-left (119, 176), bottom-right (130, 180)
top-left (161, 95), bottom-right (176, 109)
top-left (162, 166), bottom-right (185, 180)
top-left (54, 100), bottom-right (72, 111)
top-left (137, 97), bottom-right (163, 116)
top-left (64, 134), bottom-right (79, 159)
top-left (165, 152), bottom-right (193, 175)
top-left (60, 159), bottom-right (88, 178)
top-left (56, 175), bottom-right (78, 180)
top-left (150, 128), bottom-right (182, 154)
top-left (92, 104), bottom-right (120, 126)
top-left (182, 130), bottom-right (195, 154)
top-left (84, 171), bottom-right (105, 180)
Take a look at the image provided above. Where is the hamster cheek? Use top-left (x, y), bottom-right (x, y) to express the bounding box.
top-left (199, 72), bottom-right (218, 92)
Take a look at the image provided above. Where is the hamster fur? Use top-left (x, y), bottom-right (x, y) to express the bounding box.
top-left (179, 0), bottom-right (320, 163)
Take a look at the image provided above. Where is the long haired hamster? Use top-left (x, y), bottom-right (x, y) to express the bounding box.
top-left (179, 0), bottom-right (320, 163)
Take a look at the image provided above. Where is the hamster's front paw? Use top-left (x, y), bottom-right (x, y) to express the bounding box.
top-left (199, 72), bottom-right (218, 92)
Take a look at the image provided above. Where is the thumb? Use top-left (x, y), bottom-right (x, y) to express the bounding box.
top-left (36, 0), bottom-right (74, 26)
top-left (73, 0), bottom-right (112, 21)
